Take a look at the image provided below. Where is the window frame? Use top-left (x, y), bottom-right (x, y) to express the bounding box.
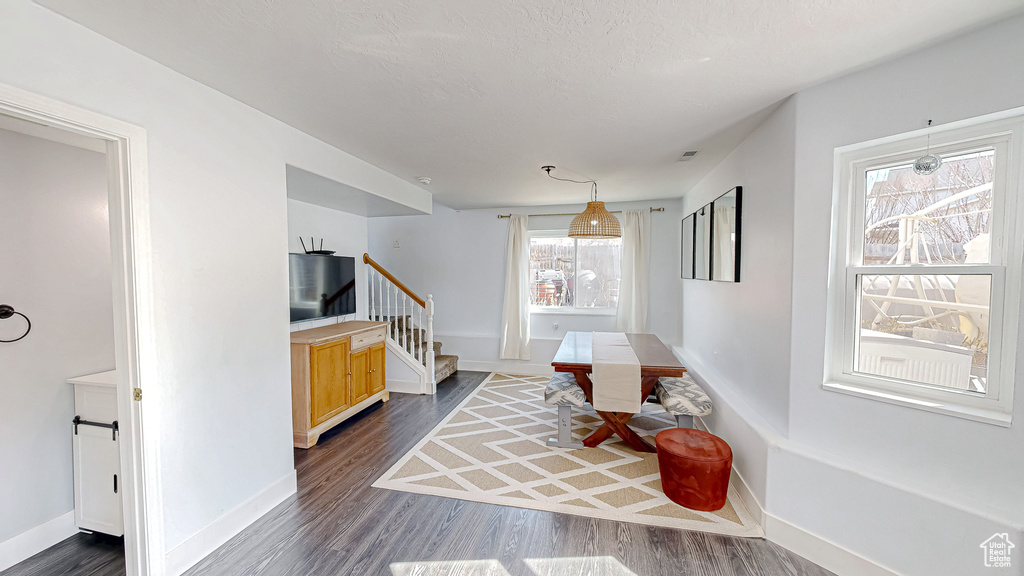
top-left (824, 112), bottom-right (1024, 426)
top-left (528, 229), bottom-right (622, 316)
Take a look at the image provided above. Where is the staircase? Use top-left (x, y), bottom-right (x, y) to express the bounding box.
top-left (386, 314), bottom-right (459, 385)
top-left (364, 253), bottom-right (458, 393)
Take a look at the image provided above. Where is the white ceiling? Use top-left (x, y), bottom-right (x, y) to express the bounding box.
top-left (37, 0), bottom-right (1024, 209)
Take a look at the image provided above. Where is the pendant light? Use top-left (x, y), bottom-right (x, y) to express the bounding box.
top-left (913, 120), bottom-right (942, 175)
top-left (542, 166), bottom-right (621, 239)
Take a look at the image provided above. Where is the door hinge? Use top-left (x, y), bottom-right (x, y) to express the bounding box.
top-left (133, 388), bottom-right (143, 401)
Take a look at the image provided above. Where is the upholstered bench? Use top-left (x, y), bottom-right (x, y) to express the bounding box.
top-left (543, 372), bottom-right (585, 449)
top-left (655, 373), bottom-right (712, 429)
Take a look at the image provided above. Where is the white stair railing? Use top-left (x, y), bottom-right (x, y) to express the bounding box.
top-left (364, 253), bottom-right (435, 388)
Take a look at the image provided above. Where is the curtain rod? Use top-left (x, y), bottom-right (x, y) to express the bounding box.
top-left (497, 207), bottom-right (664, 219)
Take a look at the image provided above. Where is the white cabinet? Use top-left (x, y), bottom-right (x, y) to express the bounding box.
top-left (67, 370), bottom-right (123, 537)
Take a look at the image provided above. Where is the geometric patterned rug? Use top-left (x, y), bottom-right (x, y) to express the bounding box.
top-left (373, 373), bottom-right (764, 538)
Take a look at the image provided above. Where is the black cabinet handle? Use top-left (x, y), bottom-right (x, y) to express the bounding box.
top-left (113, 474), bottom-right (118, 494)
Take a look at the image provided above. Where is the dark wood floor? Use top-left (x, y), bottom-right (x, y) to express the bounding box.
top-left (3, 371), bottom-right (833, 576)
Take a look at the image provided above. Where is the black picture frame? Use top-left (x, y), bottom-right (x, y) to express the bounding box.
top-left (681, 185), bottom-right (742, 283)
top-left (710, 186), bottom-right (742, 282)
top-left (681, 214), bottom-right (695, 279)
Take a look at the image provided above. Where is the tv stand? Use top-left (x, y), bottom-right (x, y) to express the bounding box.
top-left (290, 321), bottom-right (388, 448)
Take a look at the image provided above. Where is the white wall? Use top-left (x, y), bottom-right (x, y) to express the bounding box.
top-left (0, 0), bottom-right (431, 568)
top-left (286, 199), bottom-right (368, 332)
top-left (784, 13), bottom-right (1024, 576)
top-left (683, 13), bottom-right (1024, 576)
top-left (0, 130), bottom-right (113, 543)
top-left (680, 97), bottom-right (796, 441)
top-left (367, 200), bottom-right (683, 373)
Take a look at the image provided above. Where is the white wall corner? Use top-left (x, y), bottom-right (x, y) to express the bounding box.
top-left (695, 415), bottom-right (766, 530)
top-left (686, 353), bottom-right (900, 576)
top-left (0, 511), bottom-right (77, 572)
top-left (164, 471), bottom-right (297, 576)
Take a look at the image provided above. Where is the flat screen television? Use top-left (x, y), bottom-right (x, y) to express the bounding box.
top-left (288, 253), bottom-right (356, 322)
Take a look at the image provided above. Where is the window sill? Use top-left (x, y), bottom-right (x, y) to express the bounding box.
top-left (530, 307), bottom-right (616, 317)
top-left (822, 380), bottom-right (1012, 427)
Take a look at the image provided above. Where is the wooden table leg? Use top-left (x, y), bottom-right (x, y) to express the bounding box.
top-left (572, 372), bottom-right (660, 453)
top-left (594, 411), bottom-right (655, 452)
top-left (582, 410), bottom-right (634, 447)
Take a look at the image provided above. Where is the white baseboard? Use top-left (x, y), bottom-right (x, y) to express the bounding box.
top-left (387, 379), bottom-right (424, 394)
top-left (704, 429), bottom-right (898, 576)
top-left (0, 510), bottom-right (78, 572)
top-left (729, 466), bottom-right (766, 531)
top-left (765, 514), bottom-right (901, 576)
top-left (697, 415), bottom-right (768, 530)
top-left (456, 360), bottom-right (553, 376)
top-left (691, 370), bottom-right (900, 576)
top-left (164, 470), bottom-right (297, 576)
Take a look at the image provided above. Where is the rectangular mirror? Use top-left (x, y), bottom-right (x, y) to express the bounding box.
top-left (711, 186), bottom-right (742, 282)
top-left (681, 214), bottom-right (695, 279)
top-left (694, 203), bottom-right (711, 280)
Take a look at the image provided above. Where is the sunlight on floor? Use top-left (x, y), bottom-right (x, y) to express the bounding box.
top-left (390, 559), bottom-right (511, 576)
top-left (524, 556), bottom-right (637, 576)
top-left (389, 556), bottom-right (636, 576)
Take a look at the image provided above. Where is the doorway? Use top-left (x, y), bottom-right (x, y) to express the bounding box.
top-left (0, 83), bottom-right (160, 576)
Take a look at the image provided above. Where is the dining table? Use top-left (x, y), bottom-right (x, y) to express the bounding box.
top-left (551, 331), bottom-right (686, 453)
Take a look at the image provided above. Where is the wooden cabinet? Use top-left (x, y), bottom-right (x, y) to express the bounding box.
top-left (350, 346), bottom-right (370, 405)
top-left (350, 341), bottom-right (386, 405)
top-left (310, 339), bottom-right (351, 426)
top-left (369, 343), bottom-right (386, 395)
top-left (291, 321), bottom-right (388, 448)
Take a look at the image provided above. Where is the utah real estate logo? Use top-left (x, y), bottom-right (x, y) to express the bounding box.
top-left (980, 533), bottom-right (1015, 569)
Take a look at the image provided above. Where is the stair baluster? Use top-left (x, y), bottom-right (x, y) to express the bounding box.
top-left (363, 254), bottom-right (450, 394)
top-left (377, 270), bottom-right (383, 323)
top-left (426, 294), bottom-right (435, 387)
top-left (369, 268), bottom-right (376, 321)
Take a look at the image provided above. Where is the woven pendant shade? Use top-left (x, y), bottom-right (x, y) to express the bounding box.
top-left (569, 201), bottom-right (621, 239)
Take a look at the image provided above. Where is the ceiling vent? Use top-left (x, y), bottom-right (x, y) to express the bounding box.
top-left (677, 150), bottom-right (699, 162)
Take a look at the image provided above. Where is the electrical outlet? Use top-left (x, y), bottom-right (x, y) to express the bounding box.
top-left (393, 240), bottom-right (401, 248)
top-left (553, 322), bottom-right (558, 331)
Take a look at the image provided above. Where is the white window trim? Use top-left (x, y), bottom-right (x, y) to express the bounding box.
top-left (528, 229), bottom-right (621, 316)
top-left (530, 307), bottom-right (617, 316)
top-left (824, 109), bottom-right (1024, 427)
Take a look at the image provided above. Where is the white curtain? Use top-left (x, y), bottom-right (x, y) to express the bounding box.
top-left (615, 209), bottom-right (650, 333)
top-left (499, 215), bottom-right (531, 359)
top-left (713, 205), bottom-right (735, 281)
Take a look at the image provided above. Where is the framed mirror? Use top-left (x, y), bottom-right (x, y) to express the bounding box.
top-left (710, 186), bottom-right (742, 282)
top-left (681, 214), bottom-right (695, 279)
top-left (694, 203), bottom-right (711, 280)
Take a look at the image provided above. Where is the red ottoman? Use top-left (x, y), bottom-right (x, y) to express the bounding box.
top-left (655, 428), bottom-right (732, 511)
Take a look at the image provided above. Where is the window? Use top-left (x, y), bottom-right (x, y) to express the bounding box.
top-left (529, 232), bottom-right (622, 313)
top-left (825, 112), bottom-right (1024, 425)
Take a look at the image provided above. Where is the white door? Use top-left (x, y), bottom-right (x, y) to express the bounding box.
top-left (72, 424), bottom-right (124, 536)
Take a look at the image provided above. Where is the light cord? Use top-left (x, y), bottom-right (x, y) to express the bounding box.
top-left (543, 167), bottom-right (599, 201)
